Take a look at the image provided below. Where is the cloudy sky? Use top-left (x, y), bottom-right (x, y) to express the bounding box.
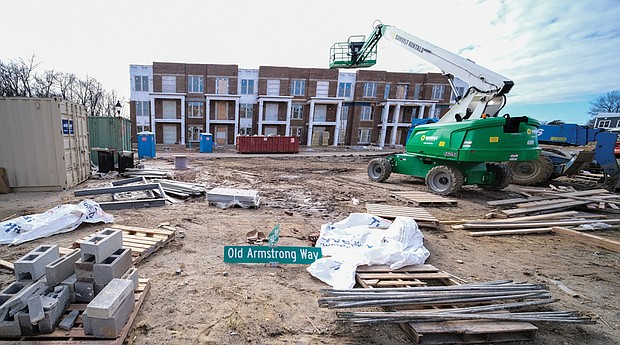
top-left (2, 0), bottom-right (619, 124)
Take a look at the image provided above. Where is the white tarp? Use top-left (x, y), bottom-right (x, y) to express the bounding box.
top-left (307, 213), bottom-right (430, 289)
top-left (0, 199), bottom-right (114, 246)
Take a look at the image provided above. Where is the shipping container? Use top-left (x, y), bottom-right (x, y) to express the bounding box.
top-left (0, 97), bottom-right (90, 191)
top-left (236, 136), bottom-right (300, 154)
top-left (88, 116), bottom-right (132, 164)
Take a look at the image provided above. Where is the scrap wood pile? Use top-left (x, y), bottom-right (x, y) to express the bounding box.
top-left (319, 281), bottom-right (595, 325)
top-left (489, 187), bottom-right (620, 216)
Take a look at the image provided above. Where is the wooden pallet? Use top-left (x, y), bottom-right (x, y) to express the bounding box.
top-left (355, 265), bottom-right (537, 345)
top-left (0, 279), bottom-right (150, 344)
top-left (73, 225), bottom-right (175, 265)
top-left (391, 191), bottom-right (458, 207)
top-left (366, 203), bottom-right (439, 228)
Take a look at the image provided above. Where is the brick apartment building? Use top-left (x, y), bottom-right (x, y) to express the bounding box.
top-left (129, 62), bottom-right (462, 147)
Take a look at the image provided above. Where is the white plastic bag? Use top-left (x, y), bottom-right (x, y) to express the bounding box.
top-left (307, 213), bottom-right (430, 289)
top-left (0, 199), bottom-right (114, 246)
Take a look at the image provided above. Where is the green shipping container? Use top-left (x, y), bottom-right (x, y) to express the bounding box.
top-left (88, 116), bottom-right (132, 164)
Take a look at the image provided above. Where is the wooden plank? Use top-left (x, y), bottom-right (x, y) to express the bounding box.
top-left (0, 259), bottom-right (13, 270)
top-left (356, 264), bottom-right (441, 273)
top-left (109, 224), bottom-right (175, 236)
top-left (391, 191), bottom-right (457, 206)
top-left (468, 227), bottom-right (553, 237)
top-left (488, 211), bottom-right (579, 223)
top-left (502, 200), bottom-right (591, 216)
top-left (357, 272), bottom-right (453, 280)
top-left (366, 203), bottom-right (439, 222)
top-left (462, 219), bottom-right (620, 229)
top-left (552, 227), bottom-right (620, 253)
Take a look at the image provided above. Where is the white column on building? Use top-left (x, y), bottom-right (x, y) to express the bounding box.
top-left (150, 95), bottom-right (156, 141)
top-left (257, 99), bottom-right (264, 135)
top-left (285, 99), bottom-right (292, 136)
top-left (234, 99), bottom-right (240, 144)
top-left (390, 103), bottom-right (401, 146)
top-left (205, 96), bottom-right (211, 134)
top-left (333, 101), bottom-right (342, 146)
top-left (418, 104), bottom-right (426, 119)
top-left (379, 102), bottom-right (390, 148)
top-left (307, 100), bottom-right (315, 146)
top-left (180, 96), bottom-right (186, 144)
top-left (430, 103), bottom-right (436, 118)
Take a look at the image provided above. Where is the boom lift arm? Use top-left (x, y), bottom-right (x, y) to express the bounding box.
top-left (330, 22), bottom-right (514, 123)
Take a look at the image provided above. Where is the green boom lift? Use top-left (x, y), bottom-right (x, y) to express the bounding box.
top-left (330, 22), bottom-right (540, 195)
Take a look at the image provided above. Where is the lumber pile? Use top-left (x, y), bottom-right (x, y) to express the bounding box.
top-left (320, 281), bottom-right (594, 325)
top-left (365, 203), bottom-right (439, 228)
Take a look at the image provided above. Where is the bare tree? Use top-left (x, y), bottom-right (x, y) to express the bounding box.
top-left (34, 69), bottom-right (59, 98)
top-left (588, 91), bottom-right (620, 116)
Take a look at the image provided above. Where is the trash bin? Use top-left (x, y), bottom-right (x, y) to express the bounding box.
top-left (200, 133), bottom-right (213, 153)
top-left (117, 151), bottom-right (134, 174)
top-left (137, 131), bottom-right (156, 159)
top-left (97, 149), bottom-right (115, 173)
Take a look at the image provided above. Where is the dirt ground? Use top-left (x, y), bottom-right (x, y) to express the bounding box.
top-left (1, 150), bottom-right (619, 345)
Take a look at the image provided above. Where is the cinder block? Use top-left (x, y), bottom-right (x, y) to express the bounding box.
top-left (45, 248), bottom-right (80, 287)
top-left (121, 267), bottom-right (139, 290)
top-left (0, 296), bottom-right (21, 337)
top-left (75, 257), bottom-right (95, 282)
top-left (75, 281), bottom-right (95, 303)
top-left (27, 295), bottom-right (45, 325)
top-left (0, 281), bottom-right (46, 317)
top-left (83, 290), bottom-right (134, 338)
top-left (37, 285), bottom-right (69, 333)
top-left (78, 229), bottom-right (123, 263)
top-left (85, 279), bottom-right (133, 319)
top-left (93, 248), bottom-right (132, 286)
top-left (14, 245), bottom-right (60, 281)
top-left (58, 309), bottom-right (79, 331)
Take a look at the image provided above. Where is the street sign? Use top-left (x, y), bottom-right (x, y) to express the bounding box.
top-left (267, 224), bottom-right (280, 247)
top-left (224, 246), bottom-right (322, 264)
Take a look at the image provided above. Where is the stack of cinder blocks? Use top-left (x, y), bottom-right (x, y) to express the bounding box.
top-left (78, 229), bottom-right (138, 338)
top-left (0, 228), bottom-right (139, 338)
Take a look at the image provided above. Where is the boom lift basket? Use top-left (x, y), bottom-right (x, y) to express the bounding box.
top-left (329, 35), bottom-right (378, 69)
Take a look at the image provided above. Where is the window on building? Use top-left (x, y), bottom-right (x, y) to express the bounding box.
top-left (338, 82), bottom-right (352, 98)
top-left (291, 104), bottom-right (303, 119)
top-left (363, 82), bottom-right (377, 98)
top-left (431, 85), bottom-right (445, 100)
top-left (360, 106), bottom-right (373, 121)
top-left (290, 80), bottom-right (306, 96)
top-left (240, 79), bottom-right (254, 95)
top-left (358, 128), bottom-right (372, 144)
top-left (137, 125), bottom-right (151, 133)
top-left (290, 127), bottom-right (302, 137)
top-left (188, 125), bottom-right (203, 141)
top-left (396, 84), bottom-right (408, 99)
top-left (187, 101), bottom-right (204, 118)
top-left (314, 105), bottom-right (327, 122)
top-left (434, 108), bottom-right (442, 117)
top-left (134, 76), bottom-right (149, 92)
top-left (240, 104), bottom-right (253, 119)
top-left (188, 76), bottom-right (204, 93)
top-left (136, 101), bottom-right (149, 117)
top-left (598, 120), bottom-right (611, 128)
top-left (239, 127), bottom-right (252, 135)
top-left (384, 83), bottom-right (391, 99)
top-left (216, 78), bottom-right (229, 94)
top-left (414, 84), bottom-right (421, 99)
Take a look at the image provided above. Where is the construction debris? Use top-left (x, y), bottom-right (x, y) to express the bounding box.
top-left (390, 190), bottom-right (458, 207)
top-left (74, 183), bottom-right (167, 210)
top-left (365, 203), bottom-right (439, 228)
top-left (206, 187), bottom-right (260, 208)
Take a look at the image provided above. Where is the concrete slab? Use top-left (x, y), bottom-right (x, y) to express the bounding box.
top-left (58, 309), bottom-right (79, 331)
top-left (27, 295), bottom-right (45, 325)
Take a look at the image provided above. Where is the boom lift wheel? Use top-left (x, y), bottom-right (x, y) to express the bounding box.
top-left (507, 155), bottom-right (553, 185)
top-left (367, 158), bottom-right (392, 182)
top-left (480, 162), bottom-right (513, 190)
top-left (425, 165), bottom-right (464, 195)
